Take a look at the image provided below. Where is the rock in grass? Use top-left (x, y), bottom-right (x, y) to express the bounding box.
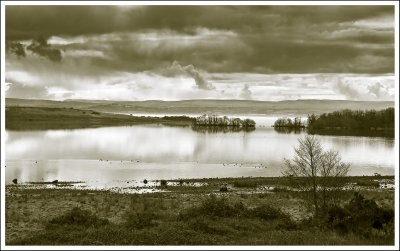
top-left (12, 178), bottom-right (17, 184)
top-left (52, 180), bottom-right (59, 184)
top-left (220, 184), bottom-right (228, 192)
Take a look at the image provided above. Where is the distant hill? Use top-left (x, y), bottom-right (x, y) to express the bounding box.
top-left (5, 98), bottom-right (395, 116)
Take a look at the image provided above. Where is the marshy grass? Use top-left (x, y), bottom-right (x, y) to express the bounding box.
top-left (233, 180), bottom-right (259, 188)
top-left (124, 211), bottom-right (158, 229)
top-left (47, 207), bottom-right (109, 228)
top-left (179, 193), bottom-right (296, 231)
top-left (356, 180), bottom-right (380, 188)
top-left (5, 176), bottom-right (395, 246)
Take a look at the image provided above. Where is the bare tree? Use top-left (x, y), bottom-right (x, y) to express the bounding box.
top-left (319, 150), bottom-right (350, 208)
top-left (283, 135), bottom-right (350, 216)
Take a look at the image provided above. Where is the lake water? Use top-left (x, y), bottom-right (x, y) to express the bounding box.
top-left (5, 124), bottom-right (395, 189)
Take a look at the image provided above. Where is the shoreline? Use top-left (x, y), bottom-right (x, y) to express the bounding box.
top-left (6, 175), bottom-right (395, 194)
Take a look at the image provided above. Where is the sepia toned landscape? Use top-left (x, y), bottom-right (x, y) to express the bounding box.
top-left (3, 3), bottom-right (397, 247)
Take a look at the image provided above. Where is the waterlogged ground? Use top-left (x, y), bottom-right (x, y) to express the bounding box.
top-left (6, 179), bottom-right (208, 194)
top-left (7, 176), bottom-right (395, 194)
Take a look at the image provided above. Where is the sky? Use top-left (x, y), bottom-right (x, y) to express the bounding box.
top-left (5, 5), bottom-right (395, 101)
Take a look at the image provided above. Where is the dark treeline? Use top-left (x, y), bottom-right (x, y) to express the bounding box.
top-left (273, 108), bottom-right (394, 138)
top-left (273, 117), bottom-right (305, 129)
top-left (308, 108), bottom-right (394, 130)
top-left (191, 125), bottom-right (256, 134)
top-left (193, 114), bottom-right (256, 128)
top-left (273, 108), bottom-right (394, 131)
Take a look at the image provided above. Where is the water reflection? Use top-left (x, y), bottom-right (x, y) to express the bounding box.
top-left (5, 125), bottom-right (395, 184)
top-left (273, 127), bottom-right (394, 139)
top-left (273, 127), bottom-right (304, 134)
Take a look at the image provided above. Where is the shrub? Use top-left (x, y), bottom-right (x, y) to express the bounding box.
top-left (180, 195), bottom-right (291, 224)
top-left (326, 205), bottom-right (351, 234)
top-left (272, 187), bottom-right (288, 193)
top-left (219, 185), bottom-right (228, 192)
top-left (124, 211), bottom-right (157, 229)
top-left (249, 204), bottom-right (288, 221)
top-left (198, 195), bottom-right (242, 217)
top-left (346, 193), bottom-right (394, 233)
top-left (180, 194), bottom-right (244, 219)
top-left (160, 180), bottom-right (167, 186)
top-left (325, 193), bottom-right (394, 236)
top-left (356, 180), bottom-right (380, 187)
top-left (233, 180), bottom-right (258, 188)
top-left (47, 207), bottom-right (108, 227)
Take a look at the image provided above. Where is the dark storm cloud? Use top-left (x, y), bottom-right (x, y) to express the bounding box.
top-left (7, 38), bottom-right (62, 62)
top-left (5, 5), bottom-right (393, 39)
top-left (8, 42), bottom-right (25, 57)
top-left (27, 38), bottom-right (62, 62)
top-left (5, 5), bottom-right (394, 74)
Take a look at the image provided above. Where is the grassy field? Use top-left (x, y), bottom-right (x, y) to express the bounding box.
top-left (5, 176), bottom-right (394, 246)
top-left (5, 106), bottom-right (194, 130)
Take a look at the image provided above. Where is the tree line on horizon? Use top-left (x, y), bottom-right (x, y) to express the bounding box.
top-left (274, 108), bottom-right (394, 131)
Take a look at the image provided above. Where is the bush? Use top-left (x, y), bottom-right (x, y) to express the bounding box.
top-left (219, 185), bottom-right (228, 192)
top-left (272, 187), bottom-right (289, 193)
top-left (249, 204), bottom-right (288, 221)
top-left (160, 180), bottom-right (167, 186)
top-left (233, 180), bottom-right (259, 188)
top-left (325, 193), bottom-right (394, 236)
top-left (326, 206), bottom-right (351, 234)
top-left (198, 195), bottom-right (244, 217)
top-left (180, 194), bottom-right (244, 219)
top-left (47, 207), bottom-right (108, 227)
top-left (180, 195), bottom-right (292, 225)
top-left (124, 211), bottom-right (157, 229)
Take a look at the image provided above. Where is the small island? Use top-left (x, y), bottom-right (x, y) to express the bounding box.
top-left (273, 117), bottom-right (305, 129)
top-left (193, 114), bottom-right (256, 128)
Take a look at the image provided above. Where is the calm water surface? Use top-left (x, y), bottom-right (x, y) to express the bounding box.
top-left (5, 124), bottom-right (395, 188)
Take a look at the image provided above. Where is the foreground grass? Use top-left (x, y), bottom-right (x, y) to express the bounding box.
top-left (6, 177), bottom-right (394, 245)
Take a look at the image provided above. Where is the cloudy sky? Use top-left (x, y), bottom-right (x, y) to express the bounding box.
top-left (5, 5), bottom-right (395, 101)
